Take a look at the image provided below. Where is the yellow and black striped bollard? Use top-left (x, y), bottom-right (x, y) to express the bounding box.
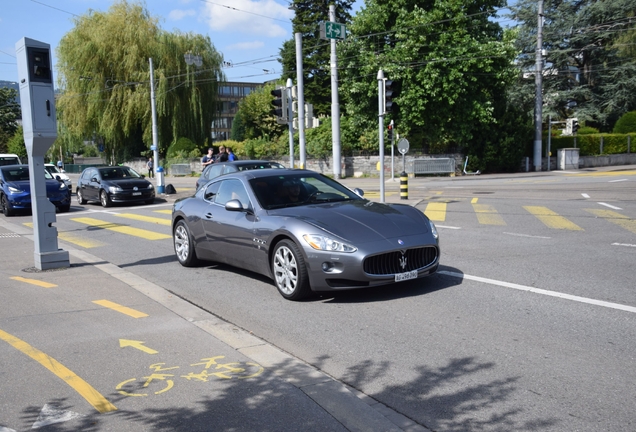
top-left (400, 171), bottom-right (408, 200)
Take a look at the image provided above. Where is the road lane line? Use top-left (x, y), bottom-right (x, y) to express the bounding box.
top-left (115, 213), bottom-right (171, 226)
top-left (581, 193), bottom-right (590, 199)
top-left (10, 276), bottom-right (57, 288)
top-left (523, 206), bottom-right (583, 230)
top-left (154, 209), bottom-right (172, 214)
top-left (424, 202), bottom-right (446, 221)
top-left (438, 271), bottom-right (636, 314)
top-left (0, 328), bottom-right (117, 413)
top-left (92, 300), bottom-right (148, 318)
top-left (71, 217), bottom-right (171, 240)
top-left (598, 202), bottom-right (622, 210)
top-left (609, 179), bottom-right (628, 183)
top-left (503, 232), bottom-right (551, 239)
top-left (612, 243), bottom-right (636, 248)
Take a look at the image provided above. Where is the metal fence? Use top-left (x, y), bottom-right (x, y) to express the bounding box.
top-left (412, 158), bottom-right (456, 175)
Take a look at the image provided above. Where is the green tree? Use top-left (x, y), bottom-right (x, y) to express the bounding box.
top-left (56, 0), bottom-right (224, 163)
top-left (509, 0), bottom-right (636, 130)
top-left (230, 110), bottom-right (246, 142)
top-left (279, 0), bottom-right (355, 116)
top-left (6, 126), bottom-right (27, 159)
top-left (339, 0), bottom-right (518, 153)
top-left (0, 87), bottom-right (20, 151)
top-left (235, 83), bottom-right (286, 140)
top-left (613, 111), bottom-right (636, 133)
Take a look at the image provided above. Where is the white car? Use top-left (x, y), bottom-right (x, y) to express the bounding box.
top-left (44, 164), bottom-right (72, 189)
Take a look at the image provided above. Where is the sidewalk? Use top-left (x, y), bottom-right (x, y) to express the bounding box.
top-left (0, 214), bottom-right (428, 431)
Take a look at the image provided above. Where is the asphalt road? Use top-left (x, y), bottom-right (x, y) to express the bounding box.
top-left (3, 167), bottom-right (635, 431)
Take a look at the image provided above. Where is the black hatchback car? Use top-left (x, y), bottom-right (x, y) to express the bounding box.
top-left (76, 166), bottom-right (155, 207)
top-left (196, 160), bottom-right (285, 190)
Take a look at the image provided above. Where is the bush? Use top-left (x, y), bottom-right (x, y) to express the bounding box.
top-left (167, 137), bottom-right (197, 158)
top-left (613, 111), bottom-right (636, 134)
top-left (578, 126), bottom-right (599, 135)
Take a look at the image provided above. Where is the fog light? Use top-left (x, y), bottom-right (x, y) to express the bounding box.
top-left (322, 262), bottom-right (334, 272)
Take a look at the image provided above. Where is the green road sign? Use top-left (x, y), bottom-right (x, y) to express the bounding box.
top-left (320, 21), bottom-right (346, 40)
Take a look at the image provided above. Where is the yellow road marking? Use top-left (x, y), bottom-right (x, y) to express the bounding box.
top-left (92, 300), bottom-right (148, 318)
top-left (472, 204), bottom-right (506, 225)
top-left (10, 276), bottom-right (57, 288)
top-left (116, 213), bottom-right (171, 226)
top-left (71, 217), bottom-right (170, 240)
top-left (586, 209), bottom-right (636, 234)
top-left (58, 232), bottom-right (106, 248)
top-left (424, 202), bottom-right (447, 221)
top-left (471, 198), bottom-right (478, 204)
top-left (524, 206), bottom-right (583, 230)
top-left (119, 339), bottom-right (158, 354)
top-left (567, 170), bottom-right (636, 177)
top-left (0, 328), bottom-right (117, 413)
top-left (154, 209), bottom-right (172, 214)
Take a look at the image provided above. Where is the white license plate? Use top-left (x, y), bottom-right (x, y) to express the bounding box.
top-left (132, 192), bottom-right (142, 196)
top-left (395, 270), bottom-right (418, 282)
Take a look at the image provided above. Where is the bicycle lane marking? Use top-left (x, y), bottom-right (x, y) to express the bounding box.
top-left (0, 328), bottom-right (117, 413)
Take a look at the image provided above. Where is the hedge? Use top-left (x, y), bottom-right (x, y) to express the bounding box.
top-left (548, 133), bottom-right (635, 156)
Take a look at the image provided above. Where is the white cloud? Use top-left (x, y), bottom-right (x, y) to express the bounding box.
top-left (225, 40), bottom-right (265, 51)
top-left (202, 0), bottom-right (293, 38)
top-left (168, 9), bottom-right (197, 21)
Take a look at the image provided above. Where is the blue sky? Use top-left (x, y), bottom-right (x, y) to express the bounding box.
top-left (0, 0), bottom-right (363, 85)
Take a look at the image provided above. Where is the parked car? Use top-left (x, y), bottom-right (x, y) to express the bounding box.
top-left (0, 154), bottom-right (22, 166)
top-left (196, 160), bottom-right (285, 191)
top-left (44, 163), bottom-right (72, 189)
top-left (172, 169), bottom-right (440, 300)
top-left (76, 165), bottom-right (155, 207)
top-left (0, 164), bottom-right (71, 216)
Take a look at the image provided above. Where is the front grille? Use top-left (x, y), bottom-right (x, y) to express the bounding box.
top-left (363, 246), bottom-right (438, 275)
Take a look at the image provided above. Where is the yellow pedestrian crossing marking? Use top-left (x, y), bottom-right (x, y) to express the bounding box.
top-left (10, 276), bottom-right (57, 288)
top-left (115, 213), bottom-right (171, 226)
top-left (523, 206), bottom-right (583, 230)
top-left (473, 204), bottom-right (506, 225)
top-left (71, 217), bottom-right (171, 240)
top-left (424, 202), bottom-right (446, 221)
top-left (154, 210), bottom-right (172, 214)
top-left (92, 300), bottom-right (148, 318)
top-left (585, 209), bottom-right (636, 234)
top-left (471, 198), bottom-right (479, 204)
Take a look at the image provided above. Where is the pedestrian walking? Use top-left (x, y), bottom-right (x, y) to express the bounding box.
top-left (147, 157), bottom-right (154, 178)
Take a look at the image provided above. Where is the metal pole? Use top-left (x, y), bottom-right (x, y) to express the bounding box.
top-left (547, 115), bottom-right (551, 171)
top-left (149, 58), bottom-right (162, 193)
top-left (287, 78), bottom-right (294, 168)
top-left (330, 5), bottom-right (341, 179)
top-left (378, 70), bottom-right (385, 203)
top-left (295, 32), bottom-right (306, 169)
top-left (390, 119), bottom-right (395, 181)
top-left (533, 0), bottom-right (544, 172)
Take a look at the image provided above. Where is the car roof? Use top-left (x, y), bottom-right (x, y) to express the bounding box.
top-left (230, 168), bottom-right (314, 180)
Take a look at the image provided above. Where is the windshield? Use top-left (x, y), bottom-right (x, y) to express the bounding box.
top-left (45, 165), bottom-right (60, 174)
top-left (98, 166), bottom-right (142, 180)
top-left (249, 173), bottom-right (363, 210)
top-left (1, 166), bottom-right (53, 181)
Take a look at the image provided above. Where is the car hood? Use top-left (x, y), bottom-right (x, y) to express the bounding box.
top-left (270, 200), bottom-right (430, 242)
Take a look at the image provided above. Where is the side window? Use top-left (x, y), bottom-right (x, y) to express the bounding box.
top-left (216, 179), bottom-right (250, 208)
top-left (205, 164), bottom-right (224, 180)
top-left (203, 181), bottom-right (221, 202)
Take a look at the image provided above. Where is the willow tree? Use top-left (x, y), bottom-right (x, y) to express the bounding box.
top-left (56, 0), bottom-right (224, 163)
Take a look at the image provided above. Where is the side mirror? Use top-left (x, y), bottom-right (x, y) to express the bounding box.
top-left (353, 188), bottom-right (364, 197)
top-left (225, 199), bottom-right (251, 213)
top-left (55, 175), bottom-right (63, 182)
top-left (91, 177), bottom-right (99, 183)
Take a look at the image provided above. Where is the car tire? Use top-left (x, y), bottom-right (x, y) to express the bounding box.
top-left (77, 189), bottom-right (86, 205)
top-left (59, 204), bottom-right (71, 213)
top-left (173, 220), bottom-right (200, 267)
top-left (145, 198), bottom-right (155, 205)
top-left (1, 194), bottom-right (15, 217)
top-left (100, 190), bottom-right (112, 207)
top-left (271, 239), bottom-right (310, 300)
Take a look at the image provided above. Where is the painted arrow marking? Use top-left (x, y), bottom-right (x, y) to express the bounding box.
top-left (32, 404), bottom-right (84, 429)
top-left (119, 339), bottom-right (158, 354)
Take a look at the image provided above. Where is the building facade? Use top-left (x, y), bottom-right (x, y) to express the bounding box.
top-left (211, 82), bottom-right (264, 142)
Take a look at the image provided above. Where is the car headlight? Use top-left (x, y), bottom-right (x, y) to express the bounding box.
top-left (303, 234), bottom-right (357, 253)
top-left (148, 183), bottom-right (154, 189)
top-left (108, 186), bottom-right (123, 193)
top-left (8, 186), bottom-right (21, 193)
top-left (429, 220), bottom-right (439, 240)
top-left (58, 183), bottom-right (67, 190)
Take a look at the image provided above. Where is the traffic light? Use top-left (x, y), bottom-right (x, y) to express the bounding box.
top-left (271, 87), bottom-right (288, 124)
top-left (572, 119), bottom-right (579, 134)
top-left (384, 79), bottom-right (398, 114)
top-left (387, 123), bottom-right (393, 140)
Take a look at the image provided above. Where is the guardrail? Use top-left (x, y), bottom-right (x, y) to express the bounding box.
top-left (412, 158), bottom-right (456, 175)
